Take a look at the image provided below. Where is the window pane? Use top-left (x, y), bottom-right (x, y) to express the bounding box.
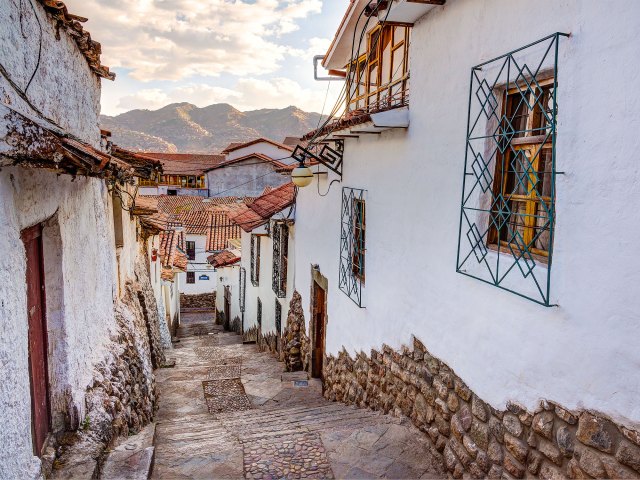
top-left (392, 47), bottom-right (405, 82)
top-left (533, 202), bottom-right (551, 252)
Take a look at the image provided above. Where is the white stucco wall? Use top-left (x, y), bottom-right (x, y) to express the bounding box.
top-left (242, 221), bottom-right (295, 337)
top-left (216, 263), bottom-right (242, 324)
top-left (226, 142), bottom-right (292, 162)
top-left (294, 0), bottom-right (640, 428)
top-left (178, 234), bottom-right (217, 294)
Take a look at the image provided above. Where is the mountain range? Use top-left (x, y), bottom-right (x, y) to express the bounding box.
top-left (100, 103), bottom-right (324, 153)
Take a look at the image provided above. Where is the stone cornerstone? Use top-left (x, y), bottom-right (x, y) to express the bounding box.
top-left (282, 291), bottom-right (311, 372)
top-left (323, 338), bottom-right (640, 479)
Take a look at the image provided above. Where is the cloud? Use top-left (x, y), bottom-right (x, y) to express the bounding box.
top-left (114, 78), bottom-right (340, 114)
top-left (67, 0), bottom-right (323, 81)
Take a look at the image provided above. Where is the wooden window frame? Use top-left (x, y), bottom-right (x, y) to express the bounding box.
top-left (352, 198), bottom-right (366, 281)
top-left (487, 77), bottom-right (555, 262)
top-left (185, 240), bottom-right (196, 261)
top-left (186, 271), bottom-right (195, 284)
top-left (346, 24), bottom-right (410, 113)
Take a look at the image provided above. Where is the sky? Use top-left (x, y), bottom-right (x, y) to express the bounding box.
top-left (64, 0), bottom-right (346, 117)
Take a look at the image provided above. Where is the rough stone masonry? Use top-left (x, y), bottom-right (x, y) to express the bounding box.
top-left (322, 338), bottom-right (640, 479)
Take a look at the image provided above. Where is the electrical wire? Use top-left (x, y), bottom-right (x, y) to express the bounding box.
top-left (23, 0), bottom-right (42, 94)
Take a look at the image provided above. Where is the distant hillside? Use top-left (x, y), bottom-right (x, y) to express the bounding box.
top-left (100, 103), bottom-right (324, 153)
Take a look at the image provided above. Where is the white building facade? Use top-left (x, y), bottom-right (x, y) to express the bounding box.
top-left (291, 1), bottom-right (640, 478)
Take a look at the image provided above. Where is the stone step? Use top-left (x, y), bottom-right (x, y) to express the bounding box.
top-left (101, 424), bottom-right (155, 480)
top-left (218, 404), bottom-right (382, 437)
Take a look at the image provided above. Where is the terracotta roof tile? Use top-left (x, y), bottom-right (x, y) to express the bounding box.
top-left (248, 182), bottom-right (296, 219)
top-left (221, 138), bottom-right (295, 154)
top-left (228, 204), bottom-right (268, 233)
top-left (141, 152), bottom-right (226, 175)
top-left (159, 229), bottom-right (187, 281)
top-left (208, 250), bottom-right (241, 268)
top-left (228, 182), bottom-right (296, 233)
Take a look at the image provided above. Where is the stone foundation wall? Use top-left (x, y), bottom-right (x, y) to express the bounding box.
top-left (243, 325), bottom-right (258, 343)
top-left (134, 253), bottom-right (166, 368)
top-left (282, 292), bottom-right (311, 372)
top-left (230, 316), bottom-right (242, 335)
top-left (181, 292), bottom-right (216, 310)
top-left (323, 338), bottom-right (640, 479)
top-left (51, 281), bottom-right (157, 478)
top-left (259, 331), bottom-right (280, 359)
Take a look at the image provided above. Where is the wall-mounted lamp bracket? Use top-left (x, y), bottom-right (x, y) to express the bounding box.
top-left (292, 139), bottom-right (344, 177)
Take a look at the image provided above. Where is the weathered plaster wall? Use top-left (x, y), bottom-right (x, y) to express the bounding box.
top-left (0, 168), bottom-right (117, 477)
top-left (0, 0), bottom-right (101, 145)
top-left (215, 263), bottom-right (242, 330)
top-left (294, 0), bottom-right (640, 435)
top-left (207, 158), bottom-right (289, 197)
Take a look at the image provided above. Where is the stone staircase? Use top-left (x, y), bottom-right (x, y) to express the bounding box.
top-left (217, 401), bottom-right (391, 441)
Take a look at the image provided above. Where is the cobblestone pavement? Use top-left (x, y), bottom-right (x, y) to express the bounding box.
top-left (152, 312), bottom-right (444, 479)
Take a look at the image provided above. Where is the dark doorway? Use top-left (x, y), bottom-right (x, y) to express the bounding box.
top-left (22, 224), bottom-right (51, 456)
top-left (311, 281), bottom-right (326, 379)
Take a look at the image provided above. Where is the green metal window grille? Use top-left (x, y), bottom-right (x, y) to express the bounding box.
top-left (339, 187), bottom-right (366, 307)
top-left (257, 297), bottom-right (262, 326)
top-left (275, 299), bottom-right (282, 335)
top-left (456, 33), bottom-right (568, 306)
top-left (250, 234), bottom-right (260, 286)
top-left (272, 222), bottom-right (288, 298)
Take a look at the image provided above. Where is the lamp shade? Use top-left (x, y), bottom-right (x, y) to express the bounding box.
top-left (291, 165), bottom-right (313, 187)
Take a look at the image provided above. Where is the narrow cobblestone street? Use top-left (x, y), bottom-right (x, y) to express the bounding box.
top-left (152, 312), bottom-right (444, 479)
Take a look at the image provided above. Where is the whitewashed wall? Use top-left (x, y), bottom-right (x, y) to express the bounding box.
top-left (242, 221), bottom-right (296, 338)
top-left (294, 0), bottom-right (640, 428)
top-left (178, 234), bottom-right (217, 294)
top-left (215, 263), bottom-right (242, 323)
top-left (226, 142), bottom-right (292, 162)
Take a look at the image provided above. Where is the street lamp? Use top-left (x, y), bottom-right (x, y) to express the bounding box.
top-left (291, 163), bottom-right (313, 187)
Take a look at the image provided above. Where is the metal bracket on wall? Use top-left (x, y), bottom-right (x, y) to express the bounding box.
top-left (292, 139), bottom-right (344, 177)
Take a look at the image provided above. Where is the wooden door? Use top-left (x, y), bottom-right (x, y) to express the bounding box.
top-left (22, 224), bottom-right (51, 456)
top-left (311, 282), bottom-right (326, 379)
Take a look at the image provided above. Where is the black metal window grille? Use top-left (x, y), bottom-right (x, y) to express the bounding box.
top-left (339, 187), bottom-right (366, 307)
top-left (456, 33), bottom-right (568, 306)
top-left (239, 267), bottom-right (246, 313)
top-left (186, 240), bottom-right (196, 260)
top-left (250, 234), bottom-right (260, 286)
top-left (275, 299), bottom-right (282, 335)
top-left (257, 297), bottom-right (262, 326)
top-left (186, 271), bottom-right (195, 284)
top-left (272, 222), bottom-right (288, 298)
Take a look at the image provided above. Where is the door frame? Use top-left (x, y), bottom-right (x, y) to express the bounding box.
top-left (309, 266), bottom-right (328, 380)
top-left (21, 223), bottom-right (51, 456)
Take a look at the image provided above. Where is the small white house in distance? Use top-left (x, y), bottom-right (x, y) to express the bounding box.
top-left (290, 1), bottom-right (640, 478)
top-left (227, 183), bottom-right (297, 357)
top-left (177, 208), bottom-right (241, 294)
top-left (207, 138), bottom-right (298, 197)
top-left (142, 195), bottom-right (243, 296)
